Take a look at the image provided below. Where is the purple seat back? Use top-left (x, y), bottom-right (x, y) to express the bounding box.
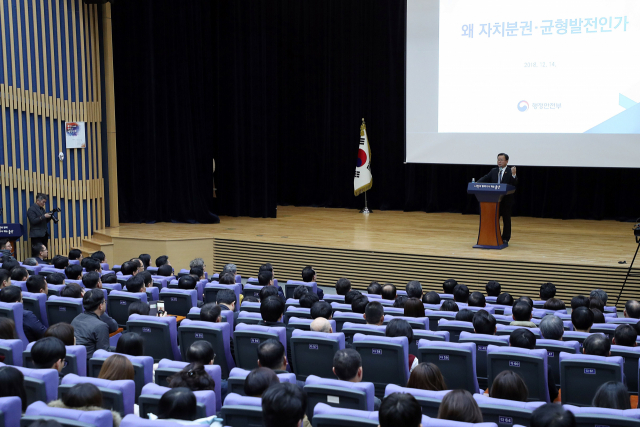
top-left (127, 314), bottom-right (181, 361)
top-left (235, 323), bottom-right (287, 355)
top-left (306, 375), bottom-right (375, 410)
top-left (140, 383), bottom-right (216, 416)
top-left (353, 334), bottom-right (410, 385)
top-left (24, 342), bottom-right (87, 376)
top-left (418, 339), bottom-right (479, 393)
top-left (92, 349), bottom-right (154, 385)
top-left (312, 402), bottom-right (432, 425)
top-left (289, 317), bottom-right (337, 332)
top-left (62, 373), bottom-right (136, 415)
top-left (224, 392), bottom-right (261, 407)
top-left (382, 307), bottom-right (404, 315)
top-left (4, 363), bottom-right (59, 401)
top-left (323, 294), bottom-right (345, 303)
top-left (237, 311), bottom-right (263, 324)
top-left (146, 286), bottom-right (160, 302)
top-left (204, 283), bottom-right (241, 311)
top-left (25, 400), bottom-right (113, 427)
top-left (228, 367), bottom-right (297, 385)
top-left (496, 324), bottom-right (542, 337)
top-left (102, 283), bottom-right (123, 293)
top-left (100, 263), bottom-right (109, 271)
top-left (464, 306), bottom-right (496, 315)
top-left (13, 281), bottom-right (27, 292)
top-left (559, 352), bottom-right (624, 375)
top-left (160, 288), bottom-right (197, 311)
top-left (342, 323), bottom-right (386, 334)
top-left (385, 383), bottom-right (450, 401)
top-left (68, 260), bottom-right (80, 265)
top-left (332, 302), bottom-right (352, 312)
top-left (240, 301), bottom-right (261, 312)
top-left (151, 276), bottom-right (168, 289)
top-left (473, 393), bottom-right (546, 410)
top-left (537, 339), bottom-right (581, 353)
top-left (563, 405), bottom-right (640, 419)
top-left (0, 396), bottom-right (21, 427)
top-left (486, 345), bottom-right (549, 402)
top-left (0, 302), bottom-right (28, 347)
top-left (0, 339), bottom-right (23, 366)
top-left (385, 315), bottom-right (430, 330)
top-left (424, 303), bottom-right (443, 311)
top-left (242, 283), bottom-right (262, 298)
top-left (120, 414), bottom-right (184, 426)
top-left (606, 317), bottom-right (640, 324)
top-left (157, 358), bottom-right (222, 409)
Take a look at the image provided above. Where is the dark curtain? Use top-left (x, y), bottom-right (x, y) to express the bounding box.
top-left (111, 0), bottom-right (640, 222)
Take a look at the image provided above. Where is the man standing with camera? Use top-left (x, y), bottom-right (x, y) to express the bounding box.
top-left (27, 193), bottom-right (53, 250)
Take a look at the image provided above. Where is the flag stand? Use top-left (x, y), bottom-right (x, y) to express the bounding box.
top-left (359, 191), bottom-right (372, 214)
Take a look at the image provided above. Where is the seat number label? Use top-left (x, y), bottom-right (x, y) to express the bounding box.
top-left (548, 351), bottom-right (555, 357)
top-left (171, 297), bottom-right (178, 302)
top-left (585, 368), bottom-right (596, 374)
top-left (372, 349), bottom-right (382, 355)
top-left (59, 307), bottom-right (66, 311)
top-left (509, 361), bottom-right (520, 367)
top-left (195, 333), bottom-right (204, 339)
top-left (120, 300), bottom-right (127, 305)
top-left (478, 345), bottom-right (487, 351)
top-left (309, 344), bottom-right (319, 350)
top-left (251, 338), bottom-right (260, 344)
top-left (439, 355), bottom-right (450, 361)
top-left (499, 416), bottom-right (513, 424)
top-left (142, 327), bottom-right (151, 333)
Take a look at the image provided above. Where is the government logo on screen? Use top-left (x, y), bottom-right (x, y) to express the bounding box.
top-left (517, 101), bottom-right (529, 112)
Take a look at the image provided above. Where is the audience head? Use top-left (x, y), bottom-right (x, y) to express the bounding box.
top-left (583, 333), bottom-right (610, 356)
top-left (186, 341), bottom-right (215, 365)
top-left (473, 310), bottom-right (497, 335)
top-left (260, 296), bottom-right (285, 322)
top-left (218, 273), bottom-right (235, 285)
top-left (258, 270), bottom-right (273, 287)
top-left (138, 270), bottom-right (153, 288)
top-left (496, 292), bottom-right (514, 306)
top-left (120, 261), bottom-right (138, 276)
top-left (512, 300), bottom-right (533, 321)
top-left (592, 381), bottom-right (630, 410)
top-left (46, 272), bottom-right (65, 285)
top-left (292, 285), bottom-right (309, 300)
top-left (406, 362), bottom-right (446, 391)
top-left (26, 275), bottom-right (47, 294)
top-left (127, 301), bottom-right (150, 316)
top-left (404, 297), bottom-right (425, 317)
top-left (301, 266), bottom-right (316, 282)
top-left (167, 362), bottom-right (216, 391)
top-left (539, 282), bottom-right (556, 300)
top-left (81, 271), bottom-right (101, 289)
top-left (124, 275), bottom-right (144, 293)
top-left (83, 258), bottom-right (101, 274)
top-left (441, 300), bottom-right (459, 312)
top-left (177, 275), bottom-right (197, 290)
top-left (101, 272), bottom-right (117, 284)
top-left (10, 267), bottom-right (28, 281)
top-left (189, 267), bottom-right (204, 280)
top-left (68, 249), bottom-right (83, 261)
top-left (625, 300), bottom-right (640, 319)
top-left (590, 289), bottom-right (608, 304)
top-left (393, 295), bottom-right (408, 308)
top-left (379, 392), bottom-right (423, 427)
top-left (200, 303), bottom-right (222, 322)
top-left (60, 283), bottom-right (83, 299)
top-left (0, 285), bottom-right (21, 303)
top-left (31, 337), bottom-right (66, 371)
top-left (310, 317), bottom-right (332, 333)
top-left (468, 291), bottom-right (486, 307)
top-left (437, 389), bottom-right (483, 423)
top-left (385, 318), bottom-right (413, 345)
top-left (54, 256), bottom-right (69, 270)
top-left (0, 366), bottom-right (27, 411)
top-left (261, 382), bottom-right (307, 427)
top-left (364, 301), bottom-right (384, 325)
top-left (139, 254), bottom-right (151, 269)
top-left (423, 291), bottom-right (440, 304)
top-left (453, 284), bottom-right (469, 303)
top-left (406, 280), bottom-right (422, 298)
top-left (44, 323), bottom-right (75, 346)
top-left (299, 292), bottom-right (319, 309)
top-left (543, 298), bottom-right (566, 311)
top-left (530, 403), bottom-right (576, 427)
top-left (91, 251), bottom-right (106, 263)
top-left (244, 367), bottom-right (279, 397)
top-left (613, 324), bottom-right (637, 347)
top-left (222, 263), bottom-right (237, 277)
top-left (2, 259), bottom-right (19, 272)
top-left (351, 295), bottom-right (369, 314)
top-left (381, 284), bottom-right (397, 300)
top-left (157, 264), bottom-right (173, 277)
top-left (510, 328), bottom-right (536, 349)
top-left (571, 295), bottom-right (590, 310)
top-left (571, 306), bottom-right (594, 332)
top-left (332, 348), bottom-right (363, 382)
top-left (539, 315), bottom-right (564, 340)
top-left (115, 332), bottom-right (144, 356)
top-left (335, 278), bottom-right (351, 295)
top-left (0, 269), bottom-right (10, 288)
top-left (216, 289), bottom-right (237, 309)
top-left (0, 317), bottom-right (17, 339)
top-left (589, 297), bottom-right (605, 312)
top-left (490, 370), bottom-right (529, 402)
top-left (31, 243), bottom-right (46, 259)
top-left (591, 308), bottom-right (605, 324)
top-left (258, 285), bottom-right (278, 302)
top-left (367, 281), bottom-right (382, 295)
top-left (442, 278), bottom-right (458, 294)
top-left (517, 296), bottom-right (534, 307)
top-left (157, 387), bottom-right (197, 421)
top-left (98, 354), bottom-right (134, 381)
top-left (62, 383), bottom-right (103, 409)
top-left (257, 339), bottom-right (287, 370)
top-left (155, 255), bottom-right (169, 267)
top-left (310, 301), bottom-right (332, 320)
top-left (486, 280), bottom-right (501, 296)
top-left (23, 258), bottom-right (38, 266)
top-left (344, 290), bottom-right (362, 305)
top-left (455, 309), bottom-right (475, 322)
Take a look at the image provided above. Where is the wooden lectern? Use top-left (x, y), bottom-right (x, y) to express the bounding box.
top-left (467, 183), bottom-right (515, 249)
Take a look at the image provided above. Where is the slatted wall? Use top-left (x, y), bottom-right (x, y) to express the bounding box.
top-left (213, 238), bottom-right (640, 309)
top-left (0, 0), bottom-right (105, 259)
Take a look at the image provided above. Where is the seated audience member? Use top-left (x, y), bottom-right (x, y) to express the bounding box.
top-left (244, 367), bottom-right (279, 397)
top-left (367, 281), bottom-right (382, 295)
top-left (344, 290), bottom-right (362, 305)
top-left (571, 295), bottom-right (590, 311)
top-left (177, 275), bottom-right (204, 307)
top-left (2, 259), bottom-right (19, 273)
top-left (301, 265), bottom-right (324, 299)
top-left (138, 254), bottom-right (151, 270)
top-left (591, 289), bottom-right (609, 305)
top-left (333, 348), bottom-right (381, 409)
top-left (442, 279), bottom-right (457, 294)
top-left (473, 310), bottom-right (497, 335)
top-left (188, 257), bottom-right (204, 272)
top-left (0, 317), bottom-right (17, 341)
top-left (44, 323), bottom-right (75, 346)
top-left (64, 264), bottom-right (83, 281)
top-left (468, 291), bottom-right (486, 307)
top-left (351, 294), bottom-right (369, 314)
top-left (590, 297), bottom-right (605, 312)
top-left (441, 300), bottom-right (459, 312)
top-left (68, 249), bottom-right (83, 261)
top-left (98, 354), bottom-right (135, 381)
top-left (0, 269), bottom-right (10, 288)
top-left (138, 271), bottom-right (153, 289)
top-left (363, 301), bottom-right (384, 325)
top-left (490, 370), bottom-right (528, 401)
top-left (571, 306), bottom-right (594, 332)
top-left (406, 362), bottom-right (447, 391)
top-left (437, 389), bottom-right (483, 423)
top-left (379, 392), bottom-right (422, 427)
top-left (486, 280), bottom-right (501, 297)
top-left (157, 387), bottom-right (198, 422)
top-left (539, 282), bottom-right (556, 300)
top-left (115, 332), bottom-right (144, 357)
top-left (222, 263), bottom-right (238, 278)
top-left (155, 255), bottom-right (170, 268)
top-left (101, 272), bottom-right (117, 284)
top-left (262, 383), bottom-right (307, 427)
top-left (31, 243), bottom-right (48, 264)
top-left (125, 276), bottom-right (144, 294)
top-left (257, 339), bottom-right (288, 373)
top-left (539, 315), bottom-right (564, 340)
top-left (49, 383), bottom-right (121, 426)
top-left (453, 284), bottom-right (470, 303)
top-left (496, 292), bottom-right (514, 306)
top-left (299, 293), bottom-right (319, 309)
top-left (0, 365), bottom-right (27, 412)
top-left (310, 301), bottom-right (333, 320)
top-left (310, 317), bottom-right (333, 333)
top-left (511, 300), bottom-right (536, 328)
top-left (53, 256), bottom-right (69, 270)
top-left (455, 309), bottom-right (475, 322)
top-left (189, 267), bottom-right (203, 281)
top-left (423, 291), bottom-right (440, 305)
top-left (0, 239), bottom-right (14, 262)
top-left (31, 337), bottom-right (66, 379)
top-left (530, 403), bottom-right (576, 427)
top-left (591, 308), bottom-right (605, 324)
top-left (259, 270), bottom-right (285, 301)
top-left (259, 285), bottom-right (280, 303)
top-left (91, 251), bottom-right (107, 264)
top-left (168, 363), bottom-right (216, 391)
top-left (23, 258), bottom-right (38, 266)
top-left (381, 284), bottom-right (397, 301)
top-left (218, 273), bottom-right (235, 285)
top-left (259, 296), bottom-right (286, 326)
top-left (216, 289), bottom-right (238, 322)
top-left (404, 297), bottom-right (425, 318)
top-left (592, 381), bottom-right (630, 410)
top-left (71, 289), bottom-right (110, 358)
top-left (386, 318), bottom-right (418, 372)
top-left (26, 275), bottom-right (48, 295)
top-left (83, 258), bottom-right (102, 274)
top-left (46, 272), bottom-right (66, 285)
top-left (60, 283), bottom-right (84, 299)
top-left (393, 295), bottom-right (407, 308)
top-left (186, 341), bottom-right (215, 365)
top-left (128, 301), bottom-right (150, 316)
top-left (200, 303), bottom-right (222, 323)
top-left (82, 271), bottom-right (102, 289)
top-left (157, 264), bottom-right (173, 277)
top-left (583, 333), bottom-right (611, 356)
top-left (510, 328), bottom-right (559, 401)
top-left (517, 296), bottom-right (534, 306)
top-left (10, 267), bottom-right (28, 282)
top-left (613, 324), bottom-right (637, 347)
top-left (625, 300), bottom-right (640, 319)
top-left (0, 285), bottom-right (46, 341)
top-left (335, 278), bottom-right (351, 296)
top-left (543, 298), bottom-right (566, 311)
top-left (406, 281), bottom-right (423, 299)
top-left (293, 285), bottom-right (309, 300)
top-left (130, 258), bottom-right (145, 273)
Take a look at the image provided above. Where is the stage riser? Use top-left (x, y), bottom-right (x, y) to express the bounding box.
top-left (214, 239), bottom-right (640, 309)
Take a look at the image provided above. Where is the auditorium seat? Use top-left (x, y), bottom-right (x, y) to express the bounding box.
top-left (333, 312), bottom-right (367, 332)
top-left (424, 310), bottom-right (457, 331)
top-left (11, 280), bottom-right (26, 292)
top-left (220, 393), bottom-right (263, 426)
top-left (305, 374), bottom-right (376, 420)
top-left (486, 345), bottom-right (550, 402)
top-left (177, 319), bottom-right (235, 378)
top-left (341, 323), bottom-right (386, 346)
top-left (312, 403), bottom-right (439, 427)
top-left (563, 405), bottom-right (640, 426)
top-left (381, 307), bottom-right (404, 316)
top-left (560, 353), bottom-right (624, 406)
top-left (120, 415), bottom-right (183, 426)
top-left (473, 393), bottom-right (546, 427)
top-left (289, 317), bottom-right (337, 333)
top-left (45, 296), bottom-right (84, 326)
top-left (203, 283), bottom-right (241, 310)
top-left (127, 314), bottom-right (181, 362)
top-left (0, 396), bottom-right (21, 427)
top-left (417, 340), bottom-right (478, 394)
top-left (0, 338), bottom-right (22, 366)
top-left (331, 302), bottom-right (353, 313)
top-left (383, 315), bottom-right (429, 330)
top-left (0, 302), bottom-right (28, 346)
top-left (145, 286), bottom-right (159, 302)
top-left (227, 367), bottom-right (296, 395)
top-left (589, 323), bottom-right (618, 342)
top-left (21, 292), bottom-right (48, 328)
top-left (154, 359), bottom-right (222, 409)
top-left (493, 314), bottom-right (514, 326)
top-left (285, 298), bottom-right (301, 308)
top-left (46, 284), bottom-right (65, 297)
top-left (23, 342), bottom-right (86, 376)
top-left (610, 345), bottom-right (640, 395)
top-left (284, 306), bottom-right (312, 323)
top-left (186, 307), bottom-right (235, 332)
top-left (159, 288), bottom-right (196, 317)
top-left (0, 363), bottom-right (59, 404)
top-left (459, 331), bottom-right (510, 390)
top-left (101, 283), bottom-right (122, 295)
top-left (324, 294), bottom-right (346, 303)
top-left (138, 383), bottom-right (215, 419)
top-left (242, 283), bottom-right (262, 299)
top-left (21, 401), bottom-right (113, 427)
top-left (290, 330), bottom-right (345, 381)
top-left (60, 373), bottom-right (135, 416)
top-left (411, 330), bottom-right (450, 356)
top-left (464, 306), bottom-right (496, 315)
top-left (107, 290), bottom-right (148, 327)
top-left (495, 325), bottom-right (541, 339)
top-left (606, 317), bottom-right (639, 325)
top-left (236, 311), bottom-right (262, 325)
top-left (439, 293), bottom-right (454, 301)
top-left (534, 339), bottom-right (580, 388)
top-left (384, 384), bottom-right (450, 417)
top-left (285, 280), bottom-right (317, 299)
top-left (88, 349), bottom-right (153, 404)
top-left (562, 331), bottom-right (604, 346)
top-left (353, 334), bottom-right (409, 396)
top-left (233, 323), bottom-right (287, 370)
top-left (438, 320), bottom-right (475, 342)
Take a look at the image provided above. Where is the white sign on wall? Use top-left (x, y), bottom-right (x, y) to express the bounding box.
top-left (65, 122), bottom-right (86, 149)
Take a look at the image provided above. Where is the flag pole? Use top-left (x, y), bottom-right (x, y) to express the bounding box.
top-left (360, 191), bottom-right (372, 214)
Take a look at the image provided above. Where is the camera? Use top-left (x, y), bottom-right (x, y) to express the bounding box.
top-left (48, 208), bottom-right (61, 224)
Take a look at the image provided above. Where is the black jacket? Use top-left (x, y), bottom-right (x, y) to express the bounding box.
top-left (27, 204), bottom-right (52, 238)
top-left (478, 166), bottom-right (518, 205)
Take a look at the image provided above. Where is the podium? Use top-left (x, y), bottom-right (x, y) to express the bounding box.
top-left (467, 183), bottom-right (515, 250)
top-left (0, 223), bottom-right (24, 258)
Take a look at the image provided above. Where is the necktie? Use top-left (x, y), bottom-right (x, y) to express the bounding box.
top-left (499, 168), bottom-right (504, 183)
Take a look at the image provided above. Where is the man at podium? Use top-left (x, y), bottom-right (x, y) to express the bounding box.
top-left (478, 153), bottom-right (518, 243)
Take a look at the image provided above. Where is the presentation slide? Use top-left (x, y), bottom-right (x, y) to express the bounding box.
top-left (406, 0), bottom-right (640, 167)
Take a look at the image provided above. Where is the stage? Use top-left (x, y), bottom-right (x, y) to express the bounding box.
top-left (95, 206), bottom-right (640, 308)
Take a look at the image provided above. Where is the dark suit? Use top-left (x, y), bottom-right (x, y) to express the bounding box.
top-left (478, 166), bottom-right (518, 241)
top-left (27, 203), bottom-right (52, 247)
top-left (259, 319), bottom-right (295, 373)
